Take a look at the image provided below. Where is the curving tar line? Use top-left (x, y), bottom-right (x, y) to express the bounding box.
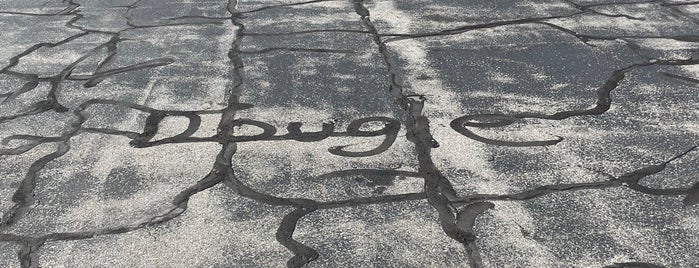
top-left (276, 203), bottom-right (321, 267)
top-left (451, 145), bottom-right (699, 206)
top-left (450, 56), bottom-right (699, 147)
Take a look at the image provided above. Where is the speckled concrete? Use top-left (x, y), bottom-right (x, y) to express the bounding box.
top-left (1, 0), bottom-right (698, 267)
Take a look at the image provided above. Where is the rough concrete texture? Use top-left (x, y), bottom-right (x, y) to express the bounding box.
top-left (0, 0), bottom-right (698, 267)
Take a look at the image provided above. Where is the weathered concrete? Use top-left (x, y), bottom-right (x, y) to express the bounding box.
top-left (0, 0), bottom-right (697, 267)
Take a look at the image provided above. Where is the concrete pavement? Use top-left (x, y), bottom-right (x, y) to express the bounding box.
top-left (1, 0), bottom-right (698, 267)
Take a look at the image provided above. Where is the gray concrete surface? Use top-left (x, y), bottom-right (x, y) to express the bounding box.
top-left (0, 0), bottom-right (698, 267)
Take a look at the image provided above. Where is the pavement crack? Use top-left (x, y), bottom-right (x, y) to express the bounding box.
top-left (238, 47), bottom-right (354, 54)
top-left (453, 146), bottom-right (699, 205)
top-left (349, 1), bottom-right (491, 266)
top-left (239, 0), bottom-right (334, 14)
top-left (450, 56), bottom-right (699, 147)
top-left (382, 12), bottom-right (586, 43)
